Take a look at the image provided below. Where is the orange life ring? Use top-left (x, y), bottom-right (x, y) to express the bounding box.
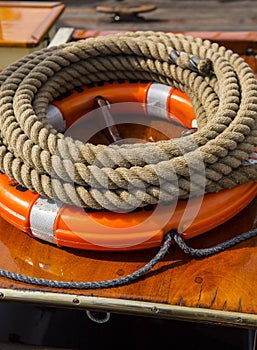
top-left (47, 80), bottom-right (196, 131)
top-left (1, 81), bottom-right (257, 251)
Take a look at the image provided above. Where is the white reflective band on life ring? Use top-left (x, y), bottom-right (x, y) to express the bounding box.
top-left (2, 79), bottom-right (257, 252)
top-left (29, 198), bottom-right (63, 244)
top-left (146, 83), bottom-right (172, 119)
top-left (46, 104), bottom-right (66, 132)
top-left (192, 119), bottom-right (198, 128)
top-left (242, 151), bottom-right (257, 166)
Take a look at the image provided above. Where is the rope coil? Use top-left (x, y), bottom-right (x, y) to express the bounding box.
top-left (0, 31), bottom-right (257, 211)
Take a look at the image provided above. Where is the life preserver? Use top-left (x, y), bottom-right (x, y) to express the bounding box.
top-left (47, 80), bottom-right (196, 131)
top-left (1, 81), bottom-right (257, 251)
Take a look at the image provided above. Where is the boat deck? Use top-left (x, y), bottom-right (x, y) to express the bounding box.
top-left (58, 0), bottom-right (257, 32)
top-left (1, 1), bottom-right (257, 349)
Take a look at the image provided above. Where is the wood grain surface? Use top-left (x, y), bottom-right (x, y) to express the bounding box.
top-left (1, 194), bottom-right (257, 328)
top-left (2, 6), bottom-right (257, 327)
top-left (57, 0), bottom-right (257, 32)
top-left (0, 1), bottom-right (64, 47)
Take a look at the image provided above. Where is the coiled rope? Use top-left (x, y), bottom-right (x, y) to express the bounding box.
top-left (1, 31), bottom-right (257, 288)
top-left (1, 31), bottom-right (257, 211)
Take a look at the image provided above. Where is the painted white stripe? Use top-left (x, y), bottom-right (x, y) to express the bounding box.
top-left (48, 27), bottom-right (74, 48)
top-left (30, 198), bottom-right (63, 244)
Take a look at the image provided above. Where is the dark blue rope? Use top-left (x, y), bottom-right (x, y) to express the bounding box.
top-left (0, 227), bottom-right (257, 289)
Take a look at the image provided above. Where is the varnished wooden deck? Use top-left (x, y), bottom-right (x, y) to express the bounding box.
top-left (58, 0), bottom-right (257, 32)
top-left (1, 195), bottom-right (257, 328)
top-left (2, 0), bottom-right (257, 333)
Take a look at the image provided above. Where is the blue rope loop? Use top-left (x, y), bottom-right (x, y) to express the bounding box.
top-left (0, 228), bottom-right (257, 289)
top-left (0, 232), bottom-right (173, 289)
top-left (171, 228), bottom-right (257, 257)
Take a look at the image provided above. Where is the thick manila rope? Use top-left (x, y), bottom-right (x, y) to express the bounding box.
top-left (1, 31), bottom-right (257, 212)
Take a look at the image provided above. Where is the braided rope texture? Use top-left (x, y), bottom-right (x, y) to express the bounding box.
top-left (1, 31), bottom-right (257, 211)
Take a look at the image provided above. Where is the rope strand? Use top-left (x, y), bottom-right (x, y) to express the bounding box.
top-left (171, 229), bottom-right (257, 257)
top-left (0, 32), bottom-right (257, 209)
top-left (1, 32), bottom-right (257, 288)
top-left (0, 231), bottom-right (172, 289)
top-left (0, 229), bottom-right (256, 288)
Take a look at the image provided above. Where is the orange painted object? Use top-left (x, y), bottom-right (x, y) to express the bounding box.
top-left (54, 182), bottom-right (257, 250)
top-left (1, 81), bottom-right (257, 251)
top-left (51, 81), bottom-right (151, 129)
top-left (0, 1), bottom-right (65, 47)
top-left (0, 176), bottom-right (39, 235)
top-left (50, 81), bottom-right (195, 130)
top-left (0, 2), bottom-right (65, 69)
top-left (1, 172), bottom-right (257, 251)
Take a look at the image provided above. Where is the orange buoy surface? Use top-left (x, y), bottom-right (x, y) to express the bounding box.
top-left (1, 81), bottom-right (257, 251)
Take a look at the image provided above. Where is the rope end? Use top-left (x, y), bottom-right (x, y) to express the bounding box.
top-left (169, 49), bottom-right (213, 76)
